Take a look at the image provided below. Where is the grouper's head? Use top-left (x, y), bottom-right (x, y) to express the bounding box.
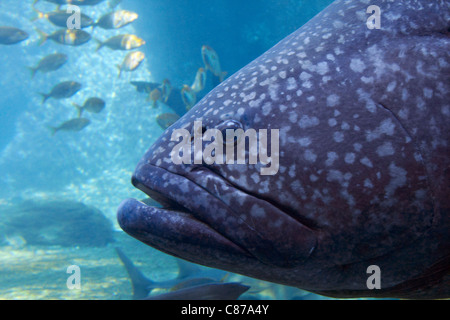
top-left (118, 0), bottom-right (449, 298)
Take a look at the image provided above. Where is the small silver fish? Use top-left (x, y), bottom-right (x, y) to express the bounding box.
top-left (40, 81), bottom-right (82, 104)
top-left (48, 118), bottom-right (90, 136)
top-left (95, 10), bottom-right (138, 30)
top-left (118, 51), bottom-right (145, 78)
top-left (0, 26), bottom-right (29, 45)
top-left (28, 53), bottom-right (68, 78)
top-left (73, 97), bottom-right (105, 117)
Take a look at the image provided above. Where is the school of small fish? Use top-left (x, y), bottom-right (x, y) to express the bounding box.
top-left (1, 0), bottom-right (227, 135)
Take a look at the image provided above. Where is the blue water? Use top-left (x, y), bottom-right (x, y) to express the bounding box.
top-left (0, 0), bottom-right (337, 300)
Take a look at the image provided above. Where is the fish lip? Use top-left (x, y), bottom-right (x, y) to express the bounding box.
top-left (119, 163), bottom-right (318, 269)
top-left (117, 164), bottom-right (257, 265)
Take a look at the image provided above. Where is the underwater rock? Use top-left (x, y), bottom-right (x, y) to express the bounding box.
top-left (1, 200), bottom-right (114, 247)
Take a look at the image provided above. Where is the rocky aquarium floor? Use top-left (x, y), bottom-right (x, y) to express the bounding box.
top-left (0, 232), bottom-right (181, 300)
top-left (0, 231), bottom-right (328, 300)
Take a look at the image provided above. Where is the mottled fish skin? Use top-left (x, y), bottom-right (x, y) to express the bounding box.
top-left (118, 0), bottom-right (450, 299)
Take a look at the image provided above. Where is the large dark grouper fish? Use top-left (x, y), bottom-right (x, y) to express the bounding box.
top-left (118, 0), bottom-right (450, 299)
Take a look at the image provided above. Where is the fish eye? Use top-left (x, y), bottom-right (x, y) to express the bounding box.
top-left (215, 120), bottom-right (244, 145)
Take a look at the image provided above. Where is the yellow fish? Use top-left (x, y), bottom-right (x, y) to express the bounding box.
top-left (190, 68), bottom-right (207, 93)
top-left (96, 34), bottom-right (145, 51)
top-left (118, 51), bottom-right (145, 78)
top-left (201, 45), bottom-right (227, 82)
top-left (181, 85), bottom-right (196, 111)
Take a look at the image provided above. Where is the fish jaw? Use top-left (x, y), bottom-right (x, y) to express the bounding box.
top-left (117, 163), bottom-right (318, 278)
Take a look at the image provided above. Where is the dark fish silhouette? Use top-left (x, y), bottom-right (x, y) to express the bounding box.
top-left (115, 247), bottom-right (231, 300)
top-left (73, 97), bottom-right (105, 117)
top-left (95, 34), bottom-right (145, 52)
top-left (33, 9), bottom-right (94, 29)
top-left (40, 81), bottom-right (82, 104)
top-left (144, 283), bottom-right (250, 300)
top-left (0, 26), bottom-right (29, 45)
top-left (156, 113), bottom-right (180, 130)
top-left (28, 53), bottom-right (68, 78)
top-left (48, 118), bottom-right (90, 136)
top-left (94, 10), bottom-right (138, 30)
top-left (37, 29), bottom-right (91, 47)
top-left (118, 0), bottom-right (450, 299)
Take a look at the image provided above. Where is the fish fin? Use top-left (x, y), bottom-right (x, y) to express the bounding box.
top-left (39, 93), bottom-right (49, 104)
top-left (115, 248), bottom-right (155, 300)
top-left (30, 4), bottom-right (45, 22)
top-left (46, 126), bottom-right (57, 137)
top-left (117, 65), bottom-right (122, 79)
top-left (219, 71), bottom-right (228, 83)
top-left (94, 38), bottom-right (104, 52)
top-left (35, 28), bottom-right (48, 46)
top-left (72, 103), bottom-right (83, 117)
top-left (27, 67), bottom-right (37, 79)
top-left (175, 259), bottom-right (201, 279)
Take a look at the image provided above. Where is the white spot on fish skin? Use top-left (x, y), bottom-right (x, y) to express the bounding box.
top-left (304, 149), bottom-right (317, 162)
top-left (316, 62), bottom-right (329, 75)
top-left (345, 153), bottom-right (356, 164)
top-left (333, 132), bottom-right (345, 143)
top-left (376, 142), bottom-right (395, 157)
top-left (366, 118), bottom-right (396, 142)
top-left (241, 91), bottom-right (257, 102)
top-left (250, 204), bottom-right (266, 218)
top-left (224, 99), bottom-right (232, 107)
top-left (364, 178), bottom-right (374, 189)
top-left (385, 163), bottom-right (407, 197)
top-left (300, 72), bottom-right (312, 81)
top-left (402, 89), bottom-right (409, 101)
top-left (326, 152), bottom-right (338, 166)
top-left (326, 54), bottom-right (335, 61)
top-left (333, 20), bottom-right (344, 29)
top-left (442, 105), bottom-right (450, 117)
top-left (341, 122), bottom-right (350, 130)
top-left (360, 157), bottom-right (373, 168)
top-left (361, 76), bottom-right (374, 84)
top-left (423, 88), bottom-right (433, 99)
top-left (289, 111), bottom-right (298, 123)
top-left (279, 71), bottom-right (287, 79)
top-left (262, 102), bottom-right (272, 116)
top-left (287, 77), bottom-right (298, 90)
top-left (299, 115), bottom-right (320, 129)
top-left (251, 173), bottom-right (260, 184)
top-left (327, 94), bottom-right (340, 107)
top-left (387, 81), bottom-right (397, 92)
top-left (350, 58), bottom-right (366, 73)
top-left (299, 137), bottom-right (312, 147)
top-left (268, 84), bottom-right (280, 101)
top-left (328, 118), bottom-right (337, 127)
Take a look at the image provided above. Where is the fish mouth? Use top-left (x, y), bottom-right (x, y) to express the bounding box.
top-left (117, 163), bottom-right (317, 273)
